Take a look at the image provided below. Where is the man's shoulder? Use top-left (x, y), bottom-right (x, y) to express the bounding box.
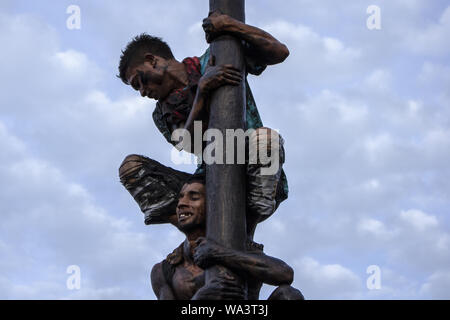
top-left (150, 261), bottom-right (165, 289)
top-left (166, 242), bottom-right (185, 266)
top-left (151, 242), bottom-right (184, 287)
top-left (151, 261), bottom-right (163, 275)
top-left (152, 242), bottom-right (184, 272)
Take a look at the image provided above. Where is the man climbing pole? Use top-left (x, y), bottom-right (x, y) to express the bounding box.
top-left (117, 1), bottom-right (299, 300)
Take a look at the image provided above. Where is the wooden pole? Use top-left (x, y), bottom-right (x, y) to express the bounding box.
top-left (205, 0), bottom-right (248, 299)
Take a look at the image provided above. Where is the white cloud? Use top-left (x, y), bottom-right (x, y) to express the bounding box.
top-left (386, 209), bottom-right (450, 275)
top-left (363, 179), bottom-right (380, 191)
top-left (0, 122), bottom-right (26, 158)
top-left (358, 218), bottom-right (393, 239)
top-left (293, 257), bottom-right (362, 299)
top-left (0, 122), bottom-right (165, 298)
top-left (419, 61), bottom-right (450, 86)
top-left (363, 133), bottom-right (393, 165)
top-left (256, 20), bottom-right (362, 94)
top-left (400, 209), bottom-right (438, 231)
top-left (364, 69), bottom-right (392, 92)
top-left (404, 6), bottom-right (450, 56)
top-left (54, 50), bottom-right (90, 73)
top-left (420, 270), bottom-right (450, 299)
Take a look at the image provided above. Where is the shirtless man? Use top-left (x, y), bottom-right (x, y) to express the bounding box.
top-left (150, 175), bottom-right (304, 300)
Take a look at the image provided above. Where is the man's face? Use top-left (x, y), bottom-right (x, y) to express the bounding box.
top-left (126, 54), bottom-right (170, 101)
top-left (176, 182), bottom-right (206, 232)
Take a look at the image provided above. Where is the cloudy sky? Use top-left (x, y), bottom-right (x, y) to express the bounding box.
top-left (0, 0), bottom-right (449, 299)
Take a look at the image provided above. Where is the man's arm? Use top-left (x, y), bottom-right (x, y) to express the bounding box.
top-left (150, 262), bottom-right (176, 300)
top-left (193, 238), bottom-right (293, 286)
top-left (182, 56), bottom-right (242, 139)
top-left (182, 88), bottom-right (208, 138)
top-left (203, 11), bottom-right (289, 66)
top-left (192, 269), bottom-right (246, 300)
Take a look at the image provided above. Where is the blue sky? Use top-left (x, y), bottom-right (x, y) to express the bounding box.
top-left (0, 0), bottom-right (449, 299)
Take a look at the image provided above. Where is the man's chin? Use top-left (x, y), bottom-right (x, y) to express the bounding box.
top-left (177, 220), bottom-right (204, 233)
top-left (177, 221), bottom-right (194, 232)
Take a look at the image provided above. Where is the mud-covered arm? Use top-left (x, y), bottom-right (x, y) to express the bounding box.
top-left (192, 268), bottom-right (245, 300)
top-left (151, 262), bottom-right (176, 300)
top-left (182, 88), bottom-right (208, 139)
top-left (183, 56), bottom-right (242, 137)
top-left (203, 11), bottom-right (289, 66)
top-left (193, 238), bottom-right (293, 286)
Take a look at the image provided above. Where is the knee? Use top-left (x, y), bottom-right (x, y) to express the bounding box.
top-left (119, 154), bottom-right (146, 181)
top-left (249, 127), bottom-right (285, 165)
top-left (268, 285), bottom-right (305, 300)
top-left (252, 127), bottom-right (281, 147)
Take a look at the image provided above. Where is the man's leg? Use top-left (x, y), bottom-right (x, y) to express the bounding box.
top-left (119, 154), bottom-right (191, 225)
top-left (246, 127), bottom-right (286, 238)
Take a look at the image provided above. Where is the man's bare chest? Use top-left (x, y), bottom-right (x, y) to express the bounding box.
top-left (172, 261), bottom-right (205, 299)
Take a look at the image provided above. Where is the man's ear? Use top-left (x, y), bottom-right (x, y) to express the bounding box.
top-left (144, 53), bottom-right (157, 67)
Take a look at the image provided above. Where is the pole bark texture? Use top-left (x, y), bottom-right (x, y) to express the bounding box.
top-left (205, 0), bottom-right (248, 298)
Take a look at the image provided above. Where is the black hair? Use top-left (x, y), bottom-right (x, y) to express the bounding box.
top-left (118, 33), bottom-right (174, 84)
top-left (185, 173), bottom-right (206, 186)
